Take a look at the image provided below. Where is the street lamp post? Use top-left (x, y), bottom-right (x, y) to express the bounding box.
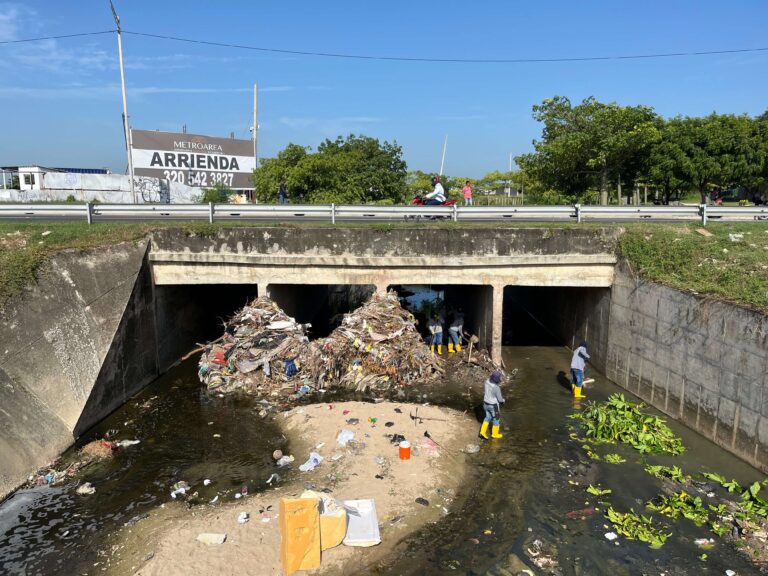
top-left (110, 1), bottom-right (136, 203)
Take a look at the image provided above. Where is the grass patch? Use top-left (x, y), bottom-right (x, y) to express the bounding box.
top-left (617, 222), bottom-right (768, 313)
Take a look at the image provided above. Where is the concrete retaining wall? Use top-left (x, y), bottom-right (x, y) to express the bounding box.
top-left (0, 242), bottom-right (152, 496)
top-left (607, 262), bottom-right (768, 471)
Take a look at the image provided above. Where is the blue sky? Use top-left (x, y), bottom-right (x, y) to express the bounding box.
top-left (1, 1), bottom-right (767, 177)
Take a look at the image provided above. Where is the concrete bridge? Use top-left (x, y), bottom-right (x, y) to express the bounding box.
top-left (6, 224), bottom-right (768, 499)
top-left (148, 227), bottom-right (620, 362)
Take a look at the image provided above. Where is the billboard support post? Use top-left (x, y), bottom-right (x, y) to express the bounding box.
top-left (111, 1), bottom-right (136, 203)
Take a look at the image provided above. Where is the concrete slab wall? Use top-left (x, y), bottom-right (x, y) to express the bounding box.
top-left (607, 262), bottom-right (768, 471)
top-left (0, 242), bottom-right (151, 496)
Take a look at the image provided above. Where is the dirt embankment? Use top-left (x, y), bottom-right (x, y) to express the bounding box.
top-left (107, 401), bottom-right (478, 576)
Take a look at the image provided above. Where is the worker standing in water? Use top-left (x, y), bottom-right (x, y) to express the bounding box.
top-left (480, 370), bottom-right (504, 440)
top-left (570, 341), bottom-right (590, 398)
top-left (427, 314), bottom-right (444, 355)
top-left (448, 309), bottom-right (464, 353)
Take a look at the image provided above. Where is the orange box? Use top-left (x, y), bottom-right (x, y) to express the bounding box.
top-left (279, 498), bottom-right (321, 576)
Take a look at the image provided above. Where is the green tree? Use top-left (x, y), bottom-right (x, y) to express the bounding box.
top-left (252, 135), bottom-right (407, 204)
top-left (200, 181), bottom-right (233, 203)
top-left (517, 96), bottom-right (660, 205)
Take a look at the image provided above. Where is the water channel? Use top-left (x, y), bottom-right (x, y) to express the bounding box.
top-left (0, 346), bottom-right (764, 575)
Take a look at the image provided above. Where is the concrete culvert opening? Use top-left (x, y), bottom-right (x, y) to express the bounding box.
top-left (503, 286), bottom-right (611, 356)
top-left (266, 284), bottom-right (375, 338)
top-left (388, 284), bottom-right (493, 349)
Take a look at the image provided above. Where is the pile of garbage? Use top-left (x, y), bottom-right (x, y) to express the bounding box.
top-left (197, 291), bottom-right (444, 395)
top-left (310, 290), bottom-right (443, 391)
top-left (197, 296), bottom-right (312, 395)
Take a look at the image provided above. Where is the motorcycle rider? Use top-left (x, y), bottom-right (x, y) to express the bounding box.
top-left (424, 176), bottom-right (446, 205)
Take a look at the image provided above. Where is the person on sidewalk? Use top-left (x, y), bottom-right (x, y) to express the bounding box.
top-left (448, 309), bottom-right (464, 353)
top-left (570, 341), bottom-right (590, 398)
top-left (462, 180), bottom-right (473, 206)
top-left (480, 370), bottom-right (504, 439)
top-left (427, 314), bottom-right (444, 355)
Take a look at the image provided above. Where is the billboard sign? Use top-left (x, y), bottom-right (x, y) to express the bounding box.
top-left (131, 129), bottom-right (255, 188)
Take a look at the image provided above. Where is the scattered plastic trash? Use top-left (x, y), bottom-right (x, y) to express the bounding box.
top-left (725, 571), bottom-right (736, 576)
top-left (276, 455), bottom-right (295, 467)
top-left (604, 532), bottom-right (618, 541)
top-left (368, 417), bottom-right (378, 425)
top-left (331, 453), bottom-right (344, 462)
top-left (196, 533), bottom-right (227, 545)
top-left (210, 495), bottom-right (219, 504)
top-left (76, 482), bottom-right (96, 495)
top-left (346, 418), bottom-right (360, 425)
top-left (235, 493), bottom-right (242, 499)
top-left (343, 409), bottom-right (350, 415)
top-left (41, 230), bottom-right (51, 237)
top-left (266, 473), bottom-right (280, 485)
top-left (465, 444), bottom-right (480, 454)
top-left (299, 452), bottom-right (324, 472)
top-left (415, 497), bottom-right (429, 506)
top-left (114, 439), bottom-right (140, 448)
top-left (170, 481), bottom-right (190, 499)
top-left (238, 512), bottom-right (249, 524)
top-left (337, 430), bottom-right (355, 446)
top-left (695, 538), bottom-right (715, 548)
top-left (729, 233), bottom-right (744, 242)
top-left (343, 499), bottom-right (381, 547)
top-left (203, 479), bottom-right (212, 486)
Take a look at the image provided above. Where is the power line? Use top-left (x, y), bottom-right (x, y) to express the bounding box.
top-left (120, 31), bottom-right (768, 63)
top-left (0, 30), bottom-right (116, 44)
top-left (2, 28), bottom-right (768, 64)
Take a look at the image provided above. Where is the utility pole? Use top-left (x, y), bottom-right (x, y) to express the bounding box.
top-left (439, 135), bottom-right (448, 176)
top-left (111, 1), bottom-right (136, 203)
top-left (507, 153), bottom-right (512, 197)
top-left (253, 83), bottom-right (259, 170)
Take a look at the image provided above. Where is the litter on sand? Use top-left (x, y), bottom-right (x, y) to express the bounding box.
top-left (336, 430), bottom-right (355, 446)
top-left (342, 499), bottom-right (381, 547)
top-left (196, 533), bottom-right (227, 545)
top-left (238, 512), bottom-right (250, 524)
top-left (299, 452), bottom-right (324, 472)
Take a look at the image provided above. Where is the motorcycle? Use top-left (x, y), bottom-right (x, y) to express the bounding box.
top-left (406, 194), bottom-right (457, 220)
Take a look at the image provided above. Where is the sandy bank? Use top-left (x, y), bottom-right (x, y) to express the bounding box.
top-left (107, 401), bottom-right (477, 576)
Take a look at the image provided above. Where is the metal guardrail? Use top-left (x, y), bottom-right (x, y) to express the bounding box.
top-left (1, 202), bottom-right (767, 225)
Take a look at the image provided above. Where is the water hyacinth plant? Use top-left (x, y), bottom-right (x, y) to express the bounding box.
top-left (571, 394), bottom-right (685, 455)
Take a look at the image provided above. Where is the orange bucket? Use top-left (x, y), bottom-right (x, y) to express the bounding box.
top-left (399, 440), bottom-right (411, 460)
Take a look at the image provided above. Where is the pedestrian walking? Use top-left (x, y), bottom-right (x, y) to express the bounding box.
top-left (480, 370), bottom-right (504, 439)
top-left (570, 341), bottom-right (590, 398)
top-left (462, 180), bottom-right (473, 206)
top-left (278, 178), bottom-right (288, 205)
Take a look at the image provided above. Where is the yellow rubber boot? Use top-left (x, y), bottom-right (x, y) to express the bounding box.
top-left (430, 345), bottom-right (435, 354)
top-left (573, 386), bottom-right (585, 399)
top-left (491, 425), bottom-right (503, 439)
top-left (448, 343), bottom-right (455, 354)
top-left (437, 345), bottom-right (442, 355)
top-left (455, 343), bottom-right (462, 352)
top-left (479, 421), bottom-right (489, 440)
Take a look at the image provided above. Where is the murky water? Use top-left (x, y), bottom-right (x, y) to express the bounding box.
top-left (0, 347), bottom-right (764, 575)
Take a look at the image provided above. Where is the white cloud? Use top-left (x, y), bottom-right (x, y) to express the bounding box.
top-left (0, 3), bottom-right (32, 42)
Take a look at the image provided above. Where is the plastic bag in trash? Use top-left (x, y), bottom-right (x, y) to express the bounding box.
top-left (299, 452), bottom-right (324, 472)
top-left (285, 359), bottom-right (298, 377)
top-left (336, 430), bottom-right (355, 446)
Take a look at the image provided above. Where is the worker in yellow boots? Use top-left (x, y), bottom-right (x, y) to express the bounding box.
top-left (427, 314), bottom-right (444, 355)
top-left (570, 341), bottom-right (590, 398)
top-left (448, 309), bottom-right (464, 353)
top-left (479, 370), bottom-right (505, 440)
